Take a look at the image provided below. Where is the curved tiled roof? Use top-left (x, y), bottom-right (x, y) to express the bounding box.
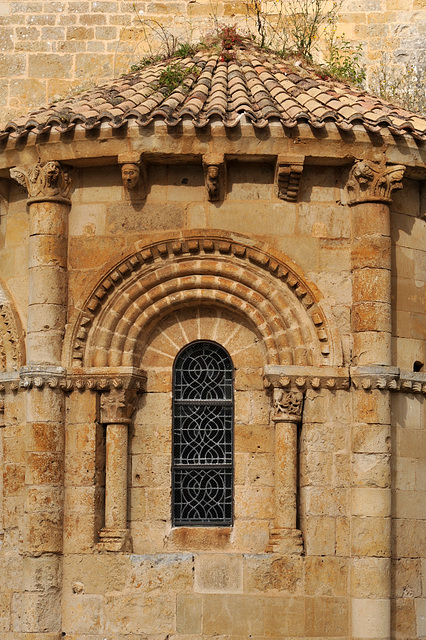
top-left (1, 47), bottom-right (426, 142)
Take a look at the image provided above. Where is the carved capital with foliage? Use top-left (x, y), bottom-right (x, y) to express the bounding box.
top-left (272, 389), bottom-right (304, 422)
top-left (10, 161), bottom-right (73, 204)
top-left (100, 387), bottom-right (140, 424)
top-left (347, 160), bottom-right (405, 205)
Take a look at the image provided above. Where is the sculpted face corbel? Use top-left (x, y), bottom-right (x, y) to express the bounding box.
top-left (346, 159), bottom-right (405, 205)
top-left (10, 160), bottom-right (73, 204)
top-left (203, 155), bottom-right (226, 202)
top-left (120, 162), bottom-right (147, 201)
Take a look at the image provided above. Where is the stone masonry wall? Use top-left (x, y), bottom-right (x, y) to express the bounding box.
top-left (391, 180), bottom-right (426, 371)
top-left (0, 156), bottom-right (425, 638)
top-left (392, 393), bottom-right (426, 638)
top-left (0, 0), bottom-right (425, 122)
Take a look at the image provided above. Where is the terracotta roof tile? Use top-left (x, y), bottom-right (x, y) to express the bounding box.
top-left (1, 46), bottom-right (425, 141)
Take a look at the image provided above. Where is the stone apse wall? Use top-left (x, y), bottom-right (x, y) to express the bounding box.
top-left (0, 148), bottom-right (425, 639)
top-left (0, 0), bottom-right (425, 122)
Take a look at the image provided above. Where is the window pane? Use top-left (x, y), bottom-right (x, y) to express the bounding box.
top-left (174, 341), bottom-right (233, 401)
top-left (173, 468), bottom-right (233, 525)
top-left (174, 404), bottom-right (233, 465)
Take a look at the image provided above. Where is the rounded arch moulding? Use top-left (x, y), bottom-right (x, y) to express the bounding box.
top-left (0, 279), bottom-right (25, 374)
top-left (67, 231), bottom-right (343, 371)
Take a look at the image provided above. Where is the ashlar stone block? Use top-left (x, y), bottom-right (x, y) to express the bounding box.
top-left (194, 554), bottom-right (242, 593)
top-left (202, 594), bottom-right (264, 636)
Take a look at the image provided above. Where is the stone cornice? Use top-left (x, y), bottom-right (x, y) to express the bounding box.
top-left (0, 366), bottom-right (146, 393)
top-left (0, 365), bottom-right (424, 395)
top-left (1, 120), bottom-right (424, 176)
top-left (264, 365), bottom-right (426, 395)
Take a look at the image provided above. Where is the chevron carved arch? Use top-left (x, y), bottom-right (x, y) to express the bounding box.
top-left (0, 280), bottom-right (25, 372)
top-left (69, 231), bottom-right (342, 369)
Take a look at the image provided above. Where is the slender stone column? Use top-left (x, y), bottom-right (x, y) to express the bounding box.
top-left (98, 387), bottom-right (139, 552)
top-left (10, 161), bottom-right (73, 640)
top-left (347, 160), bottom-right (405, 640)
top-left (267, 388), bottom-right (304, 554)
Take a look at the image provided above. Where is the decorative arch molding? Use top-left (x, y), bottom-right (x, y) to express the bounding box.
top-left (67, 231), bottom-right (343, 369)
top-left (0, 280), bottom-right (25, 372)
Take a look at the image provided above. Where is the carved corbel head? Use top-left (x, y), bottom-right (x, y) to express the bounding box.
top-left (121, 162), bottom-right (147, 201)
top-left (203, 155), bottom-right (225, 202)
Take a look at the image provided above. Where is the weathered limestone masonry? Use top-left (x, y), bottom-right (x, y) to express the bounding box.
top-left (0, 0), bottom-right (425, 121)
top-left (0, 47), bottom-right (425, 640)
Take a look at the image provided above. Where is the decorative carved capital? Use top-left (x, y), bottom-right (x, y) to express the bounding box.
top-left (203, 155), bottom-right (225, 202)
top-left (275, 161), bottom-right (304, 202)
top-left (121, 162), bottom-right (147, 201)
top-left (100, 387), bottom-right (140, 424)
top-left (10, 161), bottom-right (73, 204)
top-left (347, 160), bottom-right (405, 205)
top-left (273, 389), bottom-right (304, 422)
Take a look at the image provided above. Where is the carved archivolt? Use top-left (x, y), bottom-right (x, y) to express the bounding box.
top-left (0, 282), bottom-right (25, 372)
top-left (68, 232), bottom-right (342, 369)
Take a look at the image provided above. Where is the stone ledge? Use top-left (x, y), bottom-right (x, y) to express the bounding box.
top-left (264, 365), bottom-right (426, 395)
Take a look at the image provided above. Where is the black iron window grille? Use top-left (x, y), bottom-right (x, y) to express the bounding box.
top-left (172, 340), bottom-right (234, 526)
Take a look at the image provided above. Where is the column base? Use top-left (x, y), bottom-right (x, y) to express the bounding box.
top-left (97, 528), bottom-right (132, 552)
top-left (266, 528), bottom-right (304, 555)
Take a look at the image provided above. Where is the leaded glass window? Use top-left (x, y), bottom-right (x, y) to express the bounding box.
top-left (172, 340), bottom-right (234, 526)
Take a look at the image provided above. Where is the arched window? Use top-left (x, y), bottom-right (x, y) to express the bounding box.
top-left (172, 340), bottom-right (234, 526)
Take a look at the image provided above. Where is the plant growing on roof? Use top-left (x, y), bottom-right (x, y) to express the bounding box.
top-left (157, 63), bottom-right (199, 95)
top-left (325, 33), bottom-right (365, 87)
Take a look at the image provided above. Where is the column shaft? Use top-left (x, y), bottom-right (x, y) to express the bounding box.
top-left (105, 422), bottom-right (129, 530)
top-left (274, 420), bottom-right (298, 529)
top-left (351, 202), bottom-right (392, 366)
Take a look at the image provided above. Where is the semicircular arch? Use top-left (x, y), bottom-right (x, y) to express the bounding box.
top-left (67, 231), bottom-right (343, 369)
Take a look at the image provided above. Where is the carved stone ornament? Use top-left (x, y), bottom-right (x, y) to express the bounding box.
top-left (273, 389), bottom-right (304, 422)
top-left (0, 284), bottom-right (25, 372)
top-left (203, 156), bottom-right (225, 202)
top-left (10, 161), bottom-right (73, 204)
top-left (205, 164), bottom-right (221, 201)
top-left (0, 391), bottom-right (4, 428)
top-left (121, 162), bottom-right (147, 201)
top-left (100, 387), bottom-right (140, 424)
top-left (276, 162), bottom-right (304, 201)
top-left (347, 160), bottom-right (405, 204)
